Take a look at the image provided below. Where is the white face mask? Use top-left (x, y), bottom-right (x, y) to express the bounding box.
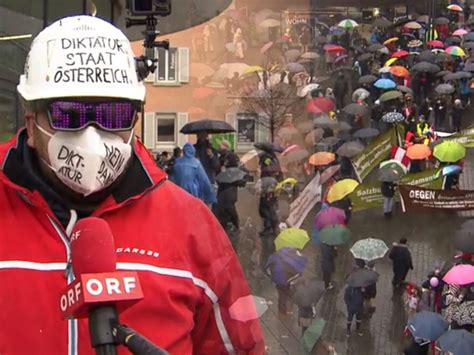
top-left (35, 123), bottom-right (133, 196)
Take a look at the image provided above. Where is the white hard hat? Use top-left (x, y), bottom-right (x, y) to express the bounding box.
top-left (17, 15), bottom-right (145, 102)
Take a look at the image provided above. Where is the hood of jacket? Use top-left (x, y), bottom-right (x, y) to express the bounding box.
top-left (183, 142), bottom-right (196, 158)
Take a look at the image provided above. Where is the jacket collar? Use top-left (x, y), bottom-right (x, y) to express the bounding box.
top-left (0, 129), bottom-right (167, 218)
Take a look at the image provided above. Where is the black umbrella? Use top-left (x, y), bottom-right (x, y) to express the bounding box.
top-left (367, 43), bottom-right (384, 52)
top-left (435, 83), bottom-right (455, 95)
top-left (396, 85), bottom-right (413, 95)
top-left (454, 230), bottom-right (474, 253)
top-left (378, 167), bottom-right (404, 182)
top-left (347, 269), bottom-right (379, 287)
top-left (446, 36), bottom-right (462, 45)
top-left (338, 121), bottom-right (352, 131)
top-left (320, 136), bottom-right (340, 146)
top-left (215, 167), bottom-right (247, 184)
top-left (436, 70), bottom-right (453, 77)
top-left (292, 279), bottom-right (325, 307)
top-left (336, 141), bottom-right (365, 157)
top-left (444, 71), bottom-right (472, 81)
top-left (465, 32), bottom-right (474, 42)
top-left (254, 142), bottom-right (284, 153)
top-left (438, 330), bottom-right (474, 355)
top-left (371, 18), bottom-right (392, 28)
top-left (343, 103), bottom-right (369, 116)
top-left (354, 128), bottom-right (379, 139)
top-left (180, 119), bottom-right (235, 134)
top-left (412, 61), bottom-right (440, 73)
top-left (418, 50), bottom-right (437, 63)
top-left (434, 17), bottom-right (449, 25)
top-left (358, 53), bottom-right (373, 62)
top-left (382, 111), bottom-right (405, 123)
top-left (314, 115), bottom-right (339, 128)
top-left (464, 42), bottom-right (474, 51)
top-left (358, 75), bottom-right (378, 84)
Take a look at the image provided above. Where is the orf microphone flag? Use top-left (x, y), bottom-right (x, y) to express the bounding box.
top-left (59, 217), bottom-right (143, 354)
top-left (59, 217), bottom-right (143, 319)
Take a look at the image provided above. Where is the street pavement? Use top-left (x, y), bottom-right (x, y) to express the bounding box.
top-left (236, 180), bottom-right (464, 354)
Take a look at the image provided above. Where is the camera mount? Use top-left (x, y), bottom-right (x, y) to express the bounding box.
top-left (126, 15), bottom-right (170, 81)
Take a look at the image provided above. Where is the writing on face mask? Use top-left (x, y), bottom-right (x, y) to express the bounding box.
top-left (97, 142), bottom-right (128, 185)
top-left (56, 145), bottom-right (85, 184)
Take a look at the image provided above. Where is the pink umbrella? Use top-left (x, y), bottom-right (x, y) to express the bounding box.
top-left (314, 207), bottom-right (346, 229)
top-left (282, 144), bottom-right (301, 156)
top-left (260, 41), bottom-right (274, 54)
top-left (443, 264), bottom-right (474, 285)
top-left (453, 28), bottom-right (468, 37)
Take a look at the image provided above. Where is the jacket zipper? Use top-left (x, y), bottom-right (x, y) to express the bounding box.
top-left (48, 210), bottom-right (78, 355)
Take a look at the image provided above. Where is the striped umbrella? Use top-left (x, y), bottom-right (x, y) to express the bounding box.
top-left (408, 39), bottom-right (423, 48)
top-left (338, 19), bottom-right (358, 29)
top-left (445, 46), bottom-right (466, 57)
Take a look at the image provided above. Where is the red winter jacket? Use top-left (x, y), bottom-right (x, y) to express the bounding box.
top-left (0, 130), bottom-right (264, 354)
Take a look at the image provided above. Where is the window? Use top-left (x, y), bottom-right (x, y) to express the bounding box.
top-left (156, 116), bottom-right (175, 143)
top-left (143, 112), bottom-right (188, 149)
top-left (145, 47), bottom-right (189, 86)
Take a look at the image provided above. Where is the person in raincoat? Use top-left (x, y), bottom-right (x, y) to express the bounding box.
top-left (389, 238), bottom-right (414, 289)
top-left (171, 143), bottom-right (216, 205)
top-left (344, 286), bottom-right (364, 337)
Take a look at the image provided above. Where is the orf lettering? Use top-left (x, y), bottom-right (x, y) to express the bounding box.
top-left (86, 278), bottom-right (103, 296)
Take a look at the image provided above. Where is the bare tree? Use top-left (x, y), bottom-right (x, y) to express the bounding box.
top-left (239, 82), bottom-right (303, 143)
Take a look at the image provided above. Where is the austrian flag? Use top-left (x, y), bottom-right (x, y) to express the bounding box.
top-left (391, 145), bottom-right (411, 169)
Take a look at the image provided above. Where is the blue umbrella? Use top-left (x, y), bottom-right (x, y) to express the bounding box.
top-left (407, 311), bottom-right (448, 341)
top-left (437, 164), bottom-right (462, 177)
top-left (374, 78), bottom-right (397, 89)
top-left (438, 330), bottom-right (474, 355)
top-left (265, 247), bottom-right (308, 286)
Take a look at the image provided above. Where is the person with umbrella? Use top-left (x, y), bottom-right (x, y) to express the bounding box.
top-left (194, 131), bottom-right (221, 185)
top-left (389, 237), bottom-right (414, 289)
top-left (170, 143), bottom-right (217, 206)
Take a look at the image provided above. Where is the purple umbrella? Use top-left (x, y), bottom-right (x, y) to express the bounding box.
top-left (265, 247), bottom-right (308, 286)
top-left (314, 207), bottom-right (346, 229)
top-left (287, 62), bottom-right (305, 73)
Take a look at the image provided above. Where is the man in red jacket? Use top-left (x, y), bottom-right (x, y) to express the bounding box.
top-left (0, 15), bottom-right (264, 354)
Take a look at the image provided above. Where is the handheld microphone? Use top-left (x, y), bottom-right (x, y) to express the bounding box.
top-left (59, 217), bottom-right (143, 354)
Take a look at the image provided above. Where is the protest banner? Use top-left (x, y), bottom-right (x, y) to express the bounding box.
top-left (351, 128), bottom-right (397, 182)
top-left (399, 185), bottom-right (474, 211)
top-left (442, 124), bottom-right (474, 148)
top-left (350, 169), bottom-right (443, 212)
top-left (286, 173), bottom-right (321, 228)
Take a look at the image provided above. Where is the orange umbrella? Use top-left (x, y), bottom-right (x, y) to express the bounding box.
top-left (309, 152), bottom-right (336, 166)
top-left (389, 66), bottom-right (410, 78)
top-left (406, 144), bottom-right (432, 160)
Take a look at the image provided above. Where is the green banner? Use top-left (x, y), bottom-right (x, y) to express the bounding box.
top-left (350, 168), bottom-right (444, 212)
top-left (443, 125), bottom-right (474, 148)
top-left (211, 133), bottom-right (236, 150)
top-left (351, 127), bottom-right (397, 182)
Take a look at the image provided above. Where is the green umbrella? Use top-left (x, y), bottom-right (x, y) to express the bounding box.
top-left (350, 238), bottom-right (389, 261)
top-left (433, 141), bottom-right (466, 162)
top-left (301, 318), bottom-right (326, 353)
top-left (379, 90), bottom-right (403, 102)
top-left (319, 225), bottom-right (351, 245)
